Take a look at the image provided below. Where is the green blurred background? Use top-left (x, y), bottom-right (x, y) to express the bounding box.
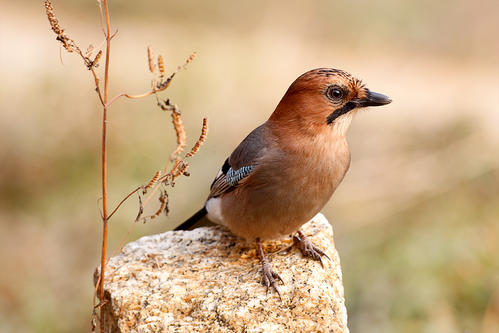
top-left (1, 0), bottom-right (498, 332)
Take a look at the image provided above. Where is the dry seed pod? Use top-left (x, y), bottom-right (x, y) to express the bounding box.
top-left (143, 170), bottom-right (161, 194)
top-left (45, 0), bottom-right (63, 36)
top-left (185, 118), bottom-right (208, 158)
top-left (45, 0), bottom-right (74, 52)
top-left (147, 46), bottom-right (155, 73)
top-left (158, 55), bottom-right (165, 79)
top-left (172, 160), bottom-right (189, 178)
top-left (156, 98), bottom-right (176, 112)
top-left (183, 52), bottom-right (196, 69)
top-left (92, 50), bottom-right (102, 68)
top-left (155, 73), bottom-right (174, 91)
top-left (151, 191), bottom-right (168, 219)
top-left (135, 195), bottom-right (144, 222)
top-left (163, 195), bottom-right (170, 215)
top-left (169, 110), bottom-right (187, 161)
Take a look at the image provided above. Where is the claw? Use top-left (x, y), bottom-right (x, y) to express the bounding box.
top-left (293, 230), bottom-right (330, 267)
top-left (256, 238), bottom-right (284, 300)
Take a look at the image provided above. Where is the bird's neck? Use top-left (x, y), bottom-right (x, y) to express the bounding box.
top-left (268, 110), bottom-right (355, 143)
top-left (266, 118), bottom-right (352, 170)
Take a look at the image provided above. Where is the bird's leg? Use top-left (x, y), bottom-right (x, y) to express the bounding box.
top-left (293, 230), bottom-right (330, 267)
top-left (256, 237), bottom-right (284, 299)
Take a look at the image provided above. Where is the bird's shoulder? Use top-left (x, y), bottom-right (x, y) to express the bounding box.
top-left (229, 124), bottom-right (270, 169)
top-left (208, 123), bottom-right (272, 199)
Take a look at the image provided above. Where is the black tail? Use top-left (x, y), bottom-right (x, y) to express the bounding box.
top-left (174, 207), bottom-right (209, 230)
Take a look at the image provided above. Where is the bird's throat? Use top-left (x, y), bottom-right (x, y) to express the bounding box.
top-left (330, 112), bottom-right (354, 137)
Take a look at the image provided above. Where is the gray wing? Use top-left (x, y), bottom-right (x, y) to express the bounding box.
top-left (208, 124), bottom-right (269, 199)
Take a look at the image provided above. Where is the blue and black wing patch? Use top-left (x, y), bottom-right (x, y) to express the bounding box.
top-left (225, 165), bottom-right (255, 186)
top-left (208, 158), bottom-right (255, 198)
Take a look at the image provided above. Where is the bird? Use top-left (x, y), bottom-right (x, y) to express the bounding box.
top-left (175, 68), bottom-right (391, 297)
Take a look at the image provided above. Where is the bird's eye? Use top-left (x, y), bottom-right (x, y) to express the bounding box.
top-left (326, 86), bottom-right (344, 101)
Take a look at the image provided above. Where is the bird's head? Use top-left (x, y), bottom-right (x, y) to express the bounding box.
top-left (270, 68), bottom-right (391, 135)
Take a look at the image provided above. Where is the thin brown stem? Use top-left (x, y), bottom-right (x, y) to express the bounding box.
top-left (106, 187), bottom-right (141, 221)
top-left (105, 50), bottom-right (196, 108)
top-left (97, 0), bottom-right (106, 37)
top-left (99, 116), bottom-right (108, 327)
top-left (110, 29), bottom-right (119, 40)
top-left (99, 0), bottom-right (112, 332)
top-left (106, 90), bottom-right (156, 108)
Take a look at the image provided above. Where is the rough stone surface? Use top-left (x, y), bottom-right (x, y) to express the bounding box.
top-left (101, 213), bottom-right (349, 332)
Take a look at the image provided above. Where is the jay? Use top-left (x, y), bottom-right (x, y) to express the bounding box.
top-left (175, 68), bottom-right (391, 296)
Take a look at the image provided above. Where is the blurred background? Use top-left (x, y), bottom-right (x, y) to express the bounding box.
top-left (1, 0), bottom-right (498, 332)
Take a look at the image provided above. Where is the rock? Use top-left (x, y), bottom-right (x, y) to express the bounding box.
top-left (100, 213), bottom-right (349, 332)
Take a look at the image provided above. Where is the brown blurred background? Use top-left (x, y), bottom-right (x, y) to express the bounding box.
top-left (1, 0), bottom-right (498, 332)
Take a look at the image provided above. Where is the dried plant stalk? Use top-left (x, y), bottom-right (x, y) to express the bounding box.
top-left (169, 159), bottom-right (182, 178)
top-left (91, 50), bottom-right (103, 68)
top-left (169, 109), bottom-right (187, 161)
top-left (155, 72), bottom-right (175, 91)
top-left (135, 195), bottom-right (144, 222)
top-left (143, 170), bottom-right (161, 194)
top-left (151, 191), bottom-right (168, 219)
top-left (174, 161), bottom-right (189, 177)
top-left (147, 46), bottom-right (155, 73)
top-left (158, 55), bottom-right (165, 79)
top-left (106, 51), bottom-right (197, 106)
top-left (45, 3), bottom-right (207, 331)
top-left (45, 0), bottom-right (72, 51)
top-left (45, 0), bottom-right (98, 70)
top-left (185, 118), bottom-right (208, 158)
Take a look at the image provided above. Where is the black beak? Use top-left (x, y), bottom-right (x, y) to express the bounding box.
top-left (326, 89), bottom-right (391, 124)
top-left (355, 90), bottom-right (392, 107)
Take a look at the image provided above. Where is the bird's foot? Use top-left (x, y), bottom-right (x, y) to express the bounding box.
top-left (260, 256), bottom-right (284, 299)
top-left (256, 238), bottom-right (284, 299)
top-left (293, 230), bottom-right (330, 267)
